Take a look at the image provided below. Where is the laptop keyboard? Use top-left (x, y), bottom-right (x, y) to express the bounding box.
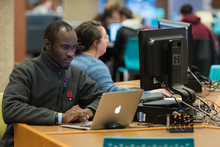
top-left (80, 124), bottom-right (91, 127)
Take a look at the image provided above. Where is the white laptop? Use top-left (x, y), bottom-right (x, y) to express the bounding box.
top-left (61, 90), bottom-right (143, 130)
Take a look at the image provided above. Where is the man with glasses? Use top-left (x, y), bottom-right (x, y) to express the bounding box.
top-left (1, 20), bottom-right (105, 147)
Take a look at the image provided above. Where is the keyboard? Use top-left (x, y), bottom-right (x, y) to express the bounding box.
top-left (80, 124), bottom-right (91, 127)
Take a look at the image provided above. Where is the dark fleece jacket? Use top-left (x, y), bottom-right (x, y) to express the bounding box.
top-left (0, 48), bottom-right (105, 147)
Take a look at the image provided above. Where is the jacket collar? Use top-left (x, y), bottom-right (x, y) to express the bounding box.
top-left (40, 47), bottom-right (69, 71)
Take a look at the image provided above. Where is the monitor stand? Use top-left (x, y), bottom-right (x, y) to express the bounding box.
top-left (167, 39), bottom-right (196, 104)
top-left (170, 84), bottom-right (196, 104)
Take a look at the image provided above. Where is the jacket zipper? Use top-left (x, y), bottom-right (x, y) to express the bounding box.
top-left (61, 82), bottom-right (66, 110)
top-left (58, 69), bottom-right (61, 80)
top-left (57, 69), bottom-right (61, 111)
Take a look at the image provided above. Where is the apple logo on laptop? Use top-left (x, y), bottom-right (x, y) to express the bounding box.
top-left (114, 105), bottom-right (121, 114)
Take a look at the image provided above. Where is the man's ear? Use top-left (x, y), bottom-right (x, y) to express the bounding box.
top-left (44, 39), bottom-right (51, 51)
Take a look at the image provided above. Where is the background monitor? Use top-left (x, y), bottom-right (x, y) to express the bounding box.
top-left (138, 27), bottom-right (187, 91)
top-left (109, 23), bottom-right (122, 42)
top-left (158, 19), bottom-right (193, 72)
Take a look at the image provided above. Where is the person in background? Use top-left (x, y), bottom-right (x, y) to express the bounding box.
top-left (180, 4), bottom-right (217, 45)
top-left (112, 7), bottom-right (143, 82)
top-left (94, 1), bottom-right (121, 64)
top-left (32, 0), bottom-right (54, 14)
top-left (71, 21), bottom-right (170, 96)
top-left (94, 1), bottom-right (121, 35)
top-left (0, 21), bottom-right (104, 147)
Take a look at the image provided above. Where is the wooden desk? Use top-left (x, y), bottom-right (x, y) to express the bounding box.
top-left (14, 80), bottom-right (220, 147)
top-left (114, 80), bottom-right (140, 88)
top-left (14, 123), bottom-right (220, 147)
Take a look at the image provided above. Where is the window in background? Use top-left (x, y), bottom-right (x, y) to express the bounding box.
top-left (99, 0), bottom-right (106, 14)
top-left (125, 0), bottom-right (156, 18)
top-left (126, 0), bottom-right (165, 28)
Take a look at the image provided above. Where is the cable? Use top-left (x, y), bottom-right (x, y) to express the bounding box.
top-left (196, 95), bottom-right (220, 126)
top-left (154, 70), bottom-right (220, 127)
top-left (138, 114), bottom-right (167, 128)
top-left (162, 86), bottom-right (192, 116)
top-left (165, 88), bottom-right (220, 127)
top-left (188, 68), bottom-right (220, 93)
top-left (188, 70), bottom-right (207, 90)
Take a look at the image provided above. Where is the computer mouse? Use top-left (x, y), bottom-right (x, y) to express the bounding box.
top-left (105, 123), bottom-right (125, 129)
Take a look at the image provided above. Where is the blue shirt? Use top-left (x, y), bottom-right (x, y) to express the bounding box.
top-left (71, 53), bottom-right (150, 93)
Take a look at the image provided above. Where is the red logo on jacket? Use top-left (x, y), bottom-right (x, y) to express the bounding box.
top-left (67, 91), bottom-right (73, 98)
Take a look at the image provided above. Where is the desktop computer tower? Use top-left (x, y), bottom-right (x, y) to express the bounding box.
top-left (134, 104), bottom-right (180, 125)
top-left (134, 104), bottom-right (193, 125)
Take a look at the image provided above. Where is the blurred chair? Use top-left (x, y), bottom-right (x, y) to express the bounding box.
top-left (193, 39), bottom-right (219, 77)
top-left (103, 137), bottom-right (194, 147)
top-left (0, 93), bottom-right (6, 142)
top-left (26, 12), bottom-right (62, 55)
top-left (213, 16), bottom-right (220, 34)
top-left (213, 12), bottom-right (220, 34)
top-left (116, 37), bottom-right (139, 81)
top-left (195, 11), bottom-right (213, 28)
top-left (209, 65), bottom-right (220, 81)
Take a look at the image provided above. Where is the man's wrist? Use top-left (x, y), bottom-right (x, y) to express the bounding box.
top-left (85, 108), bottom-right (94, 118)
top-left (54, 112), bottom-right (58, 125)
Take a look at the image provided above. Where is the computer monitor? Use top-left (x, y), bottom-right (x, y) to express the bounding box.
top-left (158, 19), bottom-right (193, 72)
top-left (138, 27), bottom-right (195, 103)
top-left (109, 23), bottom-right (122, 42)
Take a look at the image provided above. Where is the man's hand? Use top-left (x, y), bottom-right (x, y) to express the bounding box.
top-left (62, 105), bottom-right (94, 123)
top-left (150, 88), bottom-right (171, 97)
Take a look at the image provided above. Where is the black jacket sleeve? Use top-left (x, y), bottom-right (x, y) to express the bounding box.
top-left (2, 65), bottom-right (56, 125)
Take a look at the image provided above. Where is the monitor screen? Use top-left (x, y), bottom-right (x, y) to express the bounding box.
top-left (109, 23), bottom-right (122, 42)
top-left (158, 19), bottom-right (193, 72)
top-left (138, 27), bottom-right (187, 91)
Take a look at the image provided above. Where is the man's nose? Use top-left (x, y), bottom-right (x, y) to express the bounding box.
top-left (67, 49), bottom-right (75, 57)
